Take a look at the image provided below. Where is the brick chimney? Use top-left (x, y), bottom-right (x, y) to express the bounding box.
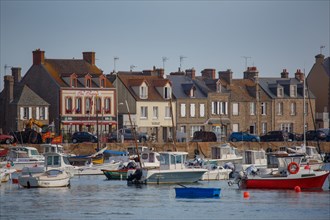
top-left (4, 75), bottom-right (14, 102)
top-left (185, 68), bottom-right (196, 79)
top-left (281, 69), bottom-right (289, 78)
top-left (218, 69), bottom-right (233, 85)
top-left (201, 68), bottom-right (216, 79)
top-left (11, 67), bottom-right (21, 85)
top-left (83, 52), bottom-right (95, 65)
top-left (244, 66), bottom-right (259, 80)
top-left (315, 54), bottom-right (325, 65)
top-left (33, 49), bottom-right (45, 65)
top-left (295, 69), bottom-right (304, 82)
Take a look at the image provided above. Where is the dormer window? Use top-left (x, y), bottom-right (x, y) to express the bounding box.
top-left (164, 86), bottom-right (171, 99)
top-left (70, 73), bottom-right (77, 87)
top-left (277, 87), bottom-right (284, 97)
top-left (86, 79), bottom-right (91, 88)
top-left (290, 85), bottom-right (297, 97)
top-left (216, 82), bottom-right (222, 93)
top-left (140, 85), bottom-right (148, 99)
top-left (189, 88), bottom-right (195, 98)
top-left (100, 79), bottom-right (105, 88)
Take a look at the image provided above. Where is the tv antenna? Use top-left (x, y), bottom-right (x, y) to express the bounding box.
top-left (130, 65), bottom-right (136, 72)
top-left (162, 57), bottom-right (168, 70)
top-left (113, 57), bottom-right (119, 73)
top-left (241, 56), bottom-right (251, 70)
top-left (179, 55), bottom-right (187, 71)
top-left (320, 45), bottom-right (325, 54)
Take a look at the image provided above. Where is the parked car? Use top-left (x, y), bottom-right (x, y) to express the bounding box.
top-left (229, 132), bottom-right (260, 142)
top-left (260, 131), bottom-right (289, 142)
top-left (288, 132), bottom-right (302, 141)
top-left (71, 132), bottom-right (98, 143)
top-left (108, 128), bottom-right (148, 143)
top-left (305, 130), bottom-right (327, 141)
top-left (192, 131), bottom-right (217, 142)
top-left (0, 134), bottom-right (14, 144)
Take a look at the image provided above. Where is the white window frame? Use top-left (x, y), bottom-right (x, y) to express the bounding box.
top-left (261, 102), bottom-right (267, 115)
top-left (190, 103), bottom-right (195, 117)
top-left (140, 106), bottom-right (148, 119)
top-left (199, 103), bottom-right (205, 117)
top-left (164, 86), bottom-right (171, 99)
top-left (277, 102), bottom-right (283, 115)
top-left (232, 123), bottom-right (239, 132)
top-left (290, 85), bottom-right (297, 97)
top-left (277, 87), bottom-right (284, 97)
top-left (140, 86), bottom-right (148, 99)
top-left (261, 122), bottom-right (267, 134)
top-left (180, 103), bottom-right (186, 117)
top-left (290, 102), bottom-right (296, 116)
top-left (153, 106), bottom-right (158, 119)
top-left (232, 103), bottom-right (239, 116)
top-left (250, 102), bottom-right (256, 115)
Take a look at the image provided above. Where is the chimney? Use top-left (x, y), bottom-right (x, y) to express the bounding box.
top-left (11, 67), bottom-right (21, 85)
top-left (32, 49), bottom-right (45, 65)
top-left (315, 54), bottom-right (325, 65)
top-left (83, 52), bottom-right (95, 65)
top-left (185, 68), bottom-right (196, 79)
top-left (201, 68), bottom-right (216, 79)
top-left (295, 69), bottom-right (304, 82)
top-left (156, 68), bottom-right (164, 78)
top-left (244, 66), bottom-right (259, 80)
top-left (218, 69), bottom-right (233, 85)
top-left (4, 75), bottom-right (14, 102)
top-left (281, 69), bottom-right (289, 78)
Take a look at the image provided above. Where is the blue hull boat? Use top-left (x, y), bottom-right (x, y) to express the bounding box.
top-left (175, 187), bottom-right (221, 198)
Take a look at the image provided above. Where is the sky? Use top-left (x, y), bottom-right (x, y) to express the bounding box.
top-left (0, 0), bottom-right (329, 90)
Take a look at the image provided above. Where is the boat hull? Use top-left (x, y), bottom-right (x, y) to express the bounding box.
top-left (201, 169), bottom-right (231, 180)
top-left (18, 170), bottom-right (70, 188)
top-left (175, 187), bottom-right (221, 198)
top-left (242, 171), bottom-right (330, 190)
top-left (144, 169), bottom-right (207, 184)
top-left (102, 169), bottom-right (129, 180)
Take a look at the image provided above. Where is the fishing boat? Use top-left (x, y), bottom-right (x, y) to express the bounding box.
top-left (18, 168), bottom-right (70, 188)
top-left (175, 186), bottom-right (221, 198)
top-left (209, 143), bottom-right (243, 166)
top-left (128, 151), bottom-right (207, 184)
top-left (229, 153), bottom-right (329, 190)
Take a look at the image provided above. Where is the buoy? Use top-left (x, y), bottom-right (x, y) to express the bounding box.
top-left (6, 162), bottom-right (11, 168)
top-left (294, 186), bottom-right (301, 192)
top-left (243, 191), bottom-right (250, 198)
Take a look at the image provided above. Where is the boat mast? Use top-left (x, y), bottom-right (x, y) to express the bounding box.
top-left (125, 100), bottom-right (142, 168)
top-left (303, 71), bottom-right (306, 148)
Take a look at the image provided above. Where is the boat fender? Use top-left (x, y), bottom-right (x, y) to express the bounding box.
top-left (288, 162), bottom-right (299, 175)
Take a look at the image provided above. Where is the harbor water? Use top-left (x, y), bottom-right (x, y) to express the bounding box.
top-left (1, 167), bottom-right (329, 220)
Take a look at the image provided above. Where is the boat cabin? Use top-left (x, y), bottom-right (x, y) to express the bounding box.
top-left (159, 152), bottom-right (188, 170)
top-left (243, 149), bottom-right (266, 165)
top-left (41, 144), bottom-right (64, 155)
top-left (126, 146), bottom-right (149, 155)
top-left (8, 147), bottom-right (44, 162)
top-left (211, 143), bottom-right (241, 160)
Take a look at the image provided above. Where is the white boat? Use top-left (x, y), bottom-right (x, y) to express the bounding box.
top-left (209, 143), bottom-right (243, 166)
top-left (0, 167), bottom-right (17, 183)
top-left (235, 149), bottom-right (267, 172)
top-left (0, 146), bottom-right (44, 171)
top-left (286, 145), bottom-right (324, 170)
top-left (18, 168), bottom-right (70, 188)
top-left (128, 151), bottom-right (207, 184)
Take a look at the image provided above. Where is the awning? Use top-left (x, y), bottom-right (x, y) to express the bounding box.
top-left (205, 118), bottom-right (231, 125)
top-left (62, 121), bottom-right (117, 125)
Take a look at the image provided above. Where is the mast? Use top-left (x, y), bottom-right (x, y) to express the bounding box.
top-left (303, 72), bottom-right (306, 148)
top-left (169, 98), bottom-right (177, 151)
top-left (125, 100), bottom-right (142, 168)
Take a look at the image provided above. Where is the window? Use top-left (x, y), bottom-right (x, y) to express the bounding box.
top-left (96, 97), bottom-right (101, 114)
top-left (65, 97), bottom-right (72, 114)
top-left (220, 102), bottom-right (227, 115)
top-left (261, 123), bottom-right (267, 134)
top-left (190, 103), bottom-right (196, 117)
top-left (250, 102), bottom-right (256, 115)
top-left (281, 123), bottom-right (293, 132)
top-left (164, 86), bottom-right (171, 99)
top-left (277, 87), bottom-right (284, 97)
top-left (199, 104), bottom-right (205, 117)
top-left (140, 86), bottom-right (148, 99)
top-left (75, 97), bottom-right (82, 114)
top-left (140, 106), bottom-right (148, 118)
top-left (180, 103), bottom-right (186, 117)
top-left (232, 103), bottom-right (239, 116)
top-left (211, 101), bottom-right (219, 115)
top-left (277, 102), bottom-right (283, 115)
top-left (39, 107), bottom-right (45, 119)
top-left (21, 107), bottom-right (31, 120)
top-left (165, 106), bottom-right (171, 119)
top-left (290, 85), bottom-right (297, 97)
top-left (86, 79), bottom-right (91, 88)
top-left (71, 78), bottom-right (77, 87)
top-left (104, 98), bottom-right (111, 113)
top-left (190, 126), bottom-right (203, 137)
top-left (100, 79), bottom-right (105, 88)
top-left (153, 106), bottom-right (158, 119)
top-left (190, 88), bottom-right (195, 98)
top-left (261, 102), bottom-right (267, 115)
top-left (232, 123), bottom-right (239, 132)
top-left (290, 102), bottom-right (296, 115)
top-left (85, 97), bottom-right (92, 114)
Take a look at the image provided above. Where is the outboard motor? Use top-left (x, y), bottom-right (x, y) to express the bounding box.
top-left (245, 165), bottom-right (258, 176)
top-left (127, 169), bottom-right (143, 185)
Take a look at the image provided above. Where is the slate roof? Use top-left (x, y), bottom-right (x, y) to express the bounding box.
top-left (119, 74), bottom-right (172, 101)
top-left (11, 84), bottom-right (49, 106)
top-left (167, 75), bottom-right (207, 99)
top-left (322, 57), bottom-right (330, 77)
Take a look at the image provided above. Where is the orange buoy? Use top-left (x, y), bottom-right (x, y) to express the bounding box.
top-left (6, 162), bottom-right (11, 168)
top-left (243, 191), bottom-right (250, 198)
top-left (294, 186), bottom-right (301, 192)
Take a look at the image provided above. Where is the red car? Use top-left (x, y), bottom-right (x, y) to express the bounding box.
top-left (0, 134), bottom-right (14, 144)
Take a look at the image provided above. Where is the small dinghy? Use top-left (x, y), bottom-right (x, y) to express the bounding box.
top-left (175, 186), bottom-right (221, 198)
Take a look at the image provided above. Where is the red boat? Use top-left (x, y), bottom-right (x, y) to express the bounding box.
top-left (232, 154), bottom-right (329, 190)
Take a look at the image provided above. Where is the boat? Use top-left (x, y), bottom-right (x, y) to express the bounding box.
top-left (175, 186), bottom-right (221, 198)
top-left (18, 168), bottom-right (70, 188)
top-left (209, 143), bottom-right (243, 166)
top-left (0, 146), bottom-right (44, 171)
top-left (0, 166), bottom-right (17, 183)
top-left (285, 145), bottom-right (324, 170)
top-left (128, 151), bottom-right (207, 184)
top-left (229, 153), bottom-right (330, 190)
top-left (102, 150), bottom-right (161, 180)
top-left (235, 149), bottom-right (267, 172)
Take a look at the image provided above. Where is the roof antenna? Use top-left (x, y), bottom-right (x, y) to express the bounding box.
top-left (179, 55), bottom-right (187, 72)
top-left (320, 45), bottom-right (325, 55)
top-left (241, 56), bottom-right (251, 70)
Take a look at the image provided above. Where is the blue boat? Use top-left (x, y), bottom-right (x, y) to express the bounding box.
top-left (175, 187), bottom-right (221, 198)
